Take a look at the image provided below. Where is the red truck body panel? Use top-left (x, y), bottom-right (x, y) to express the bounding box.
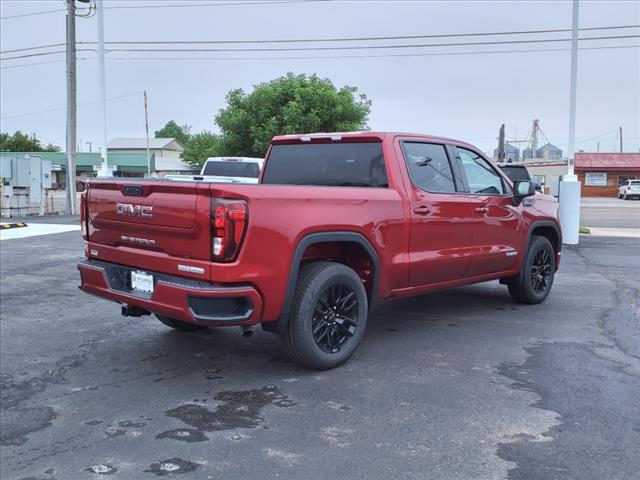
top-left (78, 132), bottom-right (561, 328)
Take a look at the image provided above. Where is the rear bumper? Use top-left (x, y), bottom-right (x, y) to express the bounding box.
top-left (78, 259), bottom-right (263, 326)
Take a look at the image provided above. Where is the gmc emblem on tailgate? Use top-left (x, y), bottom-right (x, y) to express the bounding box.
top-left (115, 203), bottom-right (153, 218)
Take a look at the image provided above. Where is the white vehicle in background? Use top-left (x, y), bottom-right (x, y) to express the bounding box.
top-left (167, 157), bottom-right (264, 184)
top-left (618, 179), bottom-right (640, 200)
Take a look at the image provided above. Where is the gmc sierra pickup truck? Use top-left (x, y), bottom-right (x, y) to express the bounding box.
top-left (78, 132), bottom-right (561, 369)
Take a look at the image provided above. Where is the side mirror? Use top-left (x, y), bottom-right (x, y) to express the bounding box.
top-left (513, 180), bottom-right (536, 205)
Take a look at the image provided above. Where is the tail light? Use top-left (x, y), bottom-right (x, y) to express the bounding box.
top-left (80, 191), bottom-right (88, 240)
top-left (211, 198), bottom-right (248, 262)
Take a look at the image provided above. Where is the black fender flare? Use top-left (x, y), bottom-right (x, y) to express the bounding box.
top-left (265, 231), bottom-right (380, 335)
top-left (526, 220), bottom-right (562, 254)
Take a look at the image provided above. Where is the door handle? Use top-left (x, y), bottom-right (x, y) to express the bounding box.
top-left (414, 205), bottom-right (432, 215)
top-left (474, 207), bottom-right (489, 214)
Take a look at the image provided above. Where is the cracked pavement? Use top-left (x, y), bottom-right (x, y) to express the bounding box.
top-left (1, 228), bottom-right (638, 479)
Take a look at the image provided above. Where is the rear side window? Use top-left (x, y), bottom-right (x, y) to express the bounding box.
top-left (262, 143), bottom-right (387, 187)
top-left (401, 142), bottom-right (456, 193)
top-left (202, 161), bottom-right (260, 178)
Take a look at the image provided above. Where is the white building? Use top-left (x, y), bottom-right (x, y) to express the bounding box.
top-left (107, 138), bottom-right (196, 175)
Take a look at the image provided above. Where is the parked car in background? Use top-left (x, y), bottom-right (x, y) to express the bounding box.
top-left (618, 179), bottom-right (640, 200)
top-left (496, 163), bottom-right (542, 192)
top-left (78, 132), bottom-right (561, 369)
top-left (167, 157), bottom-right (264, 184)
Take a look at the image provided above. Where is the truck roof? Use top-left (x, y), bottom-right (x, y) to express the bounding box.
top-left (271, 131), bottom-right (480, 151)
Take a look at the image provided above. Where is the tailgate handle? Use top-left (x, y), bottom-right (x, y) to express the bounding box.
top-left (122, 184), bottom-right (144, 196)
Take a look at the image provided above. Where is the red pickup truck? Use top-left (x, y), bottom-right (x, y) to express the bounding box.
top-left (78, 132), bottom-right (561, 369)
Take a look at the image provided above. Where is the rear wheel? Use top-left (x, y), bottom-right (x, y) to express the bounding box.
top-left (281, 262), bottom-right (368, 369)
top-left (155, 315), bottom-right (205, 332)
top-left (507, 235), bottom-right (556, 304)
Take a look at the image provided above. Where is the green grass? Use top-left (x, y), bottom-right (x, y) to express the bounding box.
top-left (579, 226), bottom-right (591, 234)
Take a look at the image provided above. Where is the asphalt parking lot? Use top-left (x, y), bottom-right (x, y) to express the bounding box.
top-left (1, 221), bottom-right (639, 479)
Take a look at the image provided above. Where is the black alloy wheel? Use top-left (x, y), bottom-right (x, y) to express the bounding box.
top-left (312, 284), bottom-right (359, 353)
top-left (530, 248), bottom-right (553, 294)
top-left (281, 261), bottom-right (369, 369)
top-left (506, 235), bottom-right (556, 304)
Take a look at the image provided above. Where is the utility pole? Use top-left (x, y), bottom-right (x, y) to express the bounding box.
top-left (65, 0), bottom-right (77, 215)
top-left (619, 126), bottom-right (623, 152)
top-left (596, 141), bottom-right (600, 153)
top-left (497, 124), bottom-right (505, 161)
top-left (558, 0), bottom-right (581, 245)
top-left (144, 90), bottom-right (151, 176)
top-left (86, 141), bottom-right (93, 153)
top-left (96, 0), bottom-right (112, 178)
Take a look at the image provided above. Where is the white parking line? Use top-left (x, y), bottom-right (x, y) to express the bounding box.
top-left (0, 223), bottom-right (80, 241)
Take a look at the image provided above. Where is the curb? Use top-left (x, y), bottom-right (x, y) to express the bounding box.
top-left (1, 222), bottom-right (28, 229)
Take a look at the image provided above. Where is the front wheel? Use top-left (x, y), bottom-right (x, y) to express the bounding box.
top-left (507, 235), bottom-right (556, 304)
top-left (156, 315), bottom-right (205, 332)
top-left (280, 262), bottom-right (368, 369)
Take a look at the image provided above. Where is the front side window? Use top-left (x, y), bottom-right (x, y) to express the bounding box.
top-left (457, 148), bottom-right (505, 195)
top-left (262, 143), bottom-right (387, 187)
top-left (401, 142), bottom-right (456, 193)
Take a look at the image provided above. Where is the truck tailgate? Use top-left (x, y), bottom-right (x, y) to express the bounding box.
top-left (87, 180), bottom-right (212, 263)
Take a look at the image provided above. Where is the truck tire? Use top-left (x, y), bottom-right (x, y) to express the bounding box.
top-left (281, 261), bottom-right (368, 370)
top-left (155, 315), bottom-right (205, 332)
top-left (507, 235), bottom-right (556, 304)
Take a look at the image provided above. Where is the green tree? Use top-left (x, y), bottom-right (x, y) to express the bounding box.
top-left (181, 131), bottom-right (221, 168)
top-left (154, 120), bottom-right (191, 146)
top-left (215, 73), bottom-right (371, 157)
top-left (0, 131), bottom-right (60, 152)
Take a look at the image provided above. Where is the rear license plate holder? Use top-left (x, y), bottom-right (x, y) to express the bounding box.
top-left (131, 270), bottom-right (154, 293)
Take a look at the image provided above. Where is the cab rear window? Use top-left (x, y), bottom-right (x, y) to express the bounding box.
top-left (262, 143), bottom-right (388, 187)
top-left (202, 161), bottom-right (260, 178)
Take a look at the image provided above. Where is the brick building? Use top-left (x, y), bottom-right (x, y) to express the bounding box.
top-left (575, 153), bottom-right (640, 197)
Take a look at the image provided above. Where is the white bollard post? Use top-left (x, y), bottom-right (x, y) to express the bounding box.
top-left (559, 175), bottom-right (581, 245)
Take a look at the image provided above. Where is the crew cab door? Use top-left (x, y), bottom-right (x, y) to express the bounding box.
top-left (453, 146), bottom-right (523, 276)
top-left (398, 140), bottom-right (475, 286)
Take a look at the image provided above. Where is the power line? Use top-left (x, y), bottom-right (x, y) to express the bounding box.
top-left (0, 0), bottom-right (319, 20)
top-left (0, 8), bottom-right (66, 20)
top-left (0, 59), bottom-right (68, 70)
top-left (4, 33), bottom-right (636, 61)
top-left (34, 134), bottom-right (64, 148)
top-left (82, 24), bottom-right (640, 45)
top-left (0, 91), bottom-right (144, 120)
top-left (90, 44), bottom-right (640, 64)
top-left (95, 44), bottom-right (640, 61)
top-left (1, 49), bottom-right (96, 61)
top-left (0, 43), bottom-right (66, 55)
top-left (79, 34), bottom-right (640, 54)
top-left (3, 24), bottom-right (637, 56)
top-left (103, 0), bottom-right (328, 10)
top-left (3, 43), bottom-right (638, 70)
